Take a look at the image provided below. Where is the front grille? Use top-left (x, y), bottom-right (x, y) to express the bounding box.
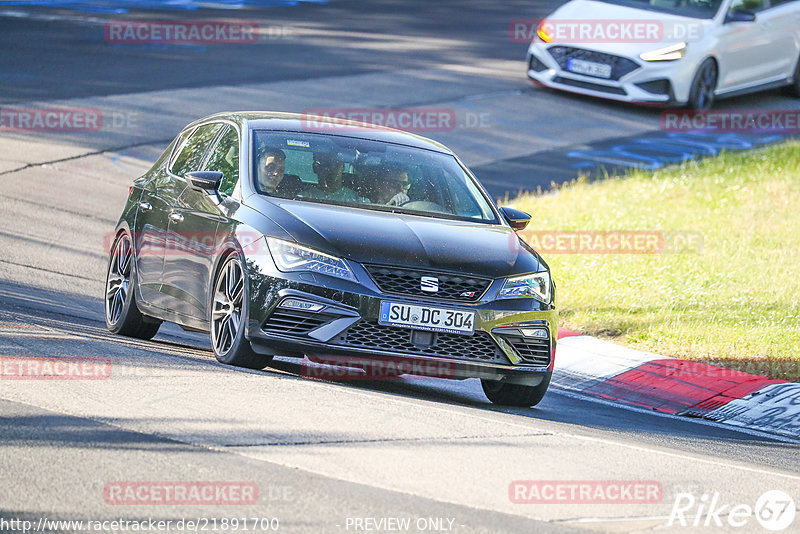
top-left (332, 321), bottom-right (509, 364)
top-left (548, 46), bottom-right (639, 81)
top-left (497, 334), bottom-right (551, 367)
top-left (365, 265), bottom-right (491, 302)
top-left (553, 76), bottom-right (628, 95)
top-left (262, 309), bottom-right (338, 336)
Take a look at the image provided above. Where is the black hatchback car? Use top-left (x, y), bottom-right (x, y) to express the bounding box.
top-left (105, 112), bottom-right (557, 406)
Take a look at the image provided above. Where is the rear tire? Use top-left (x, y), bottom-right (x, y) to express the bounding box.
top-left (482, 374), bottom-right (551, 407)
top-left (210, 253), bottom-right (273, 370)
top-left (105, 232), bottom-right (161, 340)
top-left (687, 59), bottom-right (717, 110)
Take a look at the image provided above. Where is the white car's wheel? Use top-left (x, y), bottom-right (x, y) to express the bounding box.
top-left (784, 57), bottom-right (800, 97)
top-left (687, 59), bottom-right (718, 110)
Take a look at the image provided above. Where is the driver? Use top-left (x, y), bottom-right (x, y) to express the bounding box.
top-left (373, 165), bottom-right (411, 206)
top-left (257, 148), bottom-right (302, 198)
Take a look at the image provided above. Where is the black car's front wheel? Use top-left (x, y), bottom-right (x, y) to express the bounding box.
top-left (211, 253), bottom-right (274, 370)
top-left (105, 232), bottom-right (161, 339)
top-left (481, 374), bottom-right (551, 407)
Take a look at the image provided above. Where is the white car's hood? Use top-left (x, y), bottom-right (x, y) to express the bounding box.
top-left (542, 0), bottom-right (714, 53)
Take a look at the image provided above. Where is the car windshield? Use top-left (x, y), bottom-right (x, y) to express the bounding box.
top-left (252, 131), bottom-right (498, 223)
top-left (593, 0), bottom-right (724, 19)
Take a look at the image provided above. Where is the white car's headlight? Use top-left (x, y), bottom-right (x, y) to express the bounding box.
top-left (498, 272), bottom-right (552, 304)
top-left (266, 237), bottom-right (356, 282)
top-left (640, 42), bottom-right (687, 62)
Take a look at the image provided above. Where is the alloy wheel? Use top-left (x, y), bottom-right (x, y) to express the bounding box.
top-left (212, 257), bottom-right (244, 356)
top-left (106, 234), bottom-right (132, 325)
top-left (693, 61), bottom-right (717, 110)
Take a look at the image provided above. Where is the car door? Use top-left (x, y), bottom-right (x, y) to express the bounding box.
top-left (716, 0), bottom-right (773, 92)
top-left (162, 122), bottom-right (234, 321)
top-left (134, 134), bottom-right (190, 309)
top-left (759, 0), bottom-right (800, 80)
top-left (157, 121), bottom-right (225, 318)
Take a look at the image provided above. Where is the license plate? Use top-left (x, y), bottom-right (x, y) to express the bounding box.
top-left (567, 58), bottom-right (612, 79)
top-left (379, 301), bottom-right (475, 335)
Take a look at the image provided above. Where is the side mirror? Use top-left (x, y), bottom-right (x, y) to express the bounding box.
top-left (499, 206), bottom-right (531, 231)
top-left (725, 9), bottom-right (756, 23)
top-left (186, 171), bottom-right (223, 191)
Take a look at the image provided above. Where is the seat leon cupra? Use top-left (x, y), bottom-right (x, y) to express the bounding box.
top-left (105, 112), bottom-right (557, 406)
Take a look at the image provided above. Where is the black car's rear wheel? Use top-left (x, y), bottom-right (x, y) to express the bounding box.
top-left (105, 232), bottom-right (161, 339)
top-left (211, 253), bottom-right (273, 369)
top-left (481, 374), bottom-right (551, 407)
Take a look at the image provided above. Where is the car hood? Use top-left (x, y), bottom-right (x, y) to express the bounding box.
top-left (543, 0), bottom-right (713, 53)
top-left (247, 196), bottom-right (544, 278)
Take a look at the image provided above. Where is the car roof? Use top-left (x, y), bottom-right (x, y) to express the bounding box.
top-left (188, 111), bottom-right (455, 155)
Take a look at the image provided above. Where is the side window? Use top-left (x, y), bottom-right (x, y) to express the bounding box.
top-left (729, 0), bottom-right (766, 11)
top-left (170, 123), bottom-right (224, 177)
top-left (204, 126), bottom-right (240, 196)
top-left (768, 0), bottom-right (796, 6)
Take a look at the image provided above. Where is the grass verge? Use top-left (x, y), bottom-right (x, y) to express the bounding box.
top-left (510, 140), bottom-right (800, 380)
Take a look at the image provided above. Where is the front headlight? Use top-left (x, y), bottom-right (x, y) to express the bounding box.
top-left (266, 237), bottom-right (356, 282)
top-left (498, 271), bottom-right (552, 304)
top-left (640, 42), bottom-right (687, 62)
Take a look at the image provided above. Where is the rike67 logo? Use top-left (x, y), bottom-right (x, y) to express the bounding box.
top-left (669, 490), bottom-right (795, 531)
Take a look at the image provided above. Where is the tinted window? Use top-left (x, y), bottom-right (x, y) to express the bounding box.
top-left (170, 123), bottom-right (224, 177)
top-left (204, 126), bottom-right (239, 196)
top-left (769, 0), bottom-right (797, 5)
top-left (730, 0), bottom-right (767, 10)
top-left (252, 131), bottom-right (498, 224)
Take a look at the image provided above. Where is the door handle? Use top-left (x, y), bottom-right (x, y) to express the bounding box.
top-left (138, 202), bottom-right (152, 212)
top-left (169, 212), bottom-right (184, 223)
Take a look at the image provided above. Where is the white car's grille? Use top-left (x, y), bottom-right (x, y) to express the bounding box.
top-left (548, 46), bottom-right (640, 81)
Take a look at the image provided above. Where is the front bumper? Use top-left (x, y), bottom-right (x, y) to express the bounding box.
top-left (526, 42), bottom-right (697, 105)
top-left (244, 255), bottom-right (557, 386)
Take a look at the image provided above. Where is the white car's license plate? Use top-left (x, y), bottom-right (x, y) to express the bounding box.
top-left (379, 301), bottom-right (475, 335)
top-left (567, 58), bottom-right (612, 79)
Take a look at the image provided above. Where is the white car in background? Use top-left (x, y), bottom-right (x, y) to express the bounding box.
top-left (526, 0), bottom-right (800, 108)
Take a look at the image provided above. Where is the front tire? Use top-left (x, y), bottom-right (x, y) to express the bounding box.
top-left (687, 59), bottom-right (717, 110)
top-left (481, 374), bottom-right (551, 407)
top-left (782, 57), bottom-right (800, 97)
top-left (105, 232), bottom-right (161, 340)
top-left (210, 253), bottom-right (273, 370)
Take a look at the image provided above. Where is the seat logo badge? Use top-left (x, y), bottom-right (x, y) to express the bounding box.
top-left (420, 276), bottom-right (439, 293)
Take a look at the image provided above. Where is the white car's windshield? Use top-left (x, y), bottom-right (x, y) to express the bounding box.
top-left (595, 0), bottom-right (725, 19)
top-left (252, 131), bottom-right (498, 223)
